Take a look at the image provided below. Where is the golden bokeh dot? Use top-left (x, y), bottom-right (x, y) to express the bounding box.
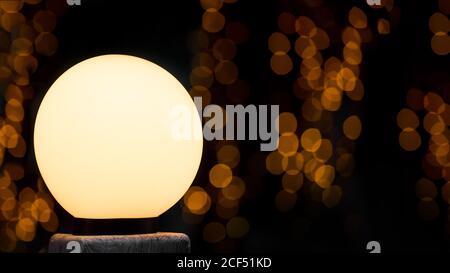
top-left (278, 132), bottom-right (299, 157)
top-left (0, 189), bottom-right (15, 204)
top-left (34, 32), bottom-right (58, 56)
top-left (342, 26), bottom-right (361, 45)
top-left (217, 144), bottom-right (240, 168)
top-left (203, 222), bottom-right (226, 243)
top-left (268, 32), bottom-right (290, 53)
top-left (215, 60), bottom-right (238, 85)
top-left (275, 190), bottom-right (297, 212)
top-left (295, 16), bottom-right (315, 36)
top-left (322, 185), bottom-right (343, 208)
top-left (343, 43), bottom-right (362, 65)
top-left (303, 66), bottom-right (322, 83)
top-left (226, 217), bottom-right (249, 238)
top-left (277, 112), bottom-right (297, 134)
top-left (15, 218), bottom-right (35, 242)
top-left (314, 164), bottom-right (335, 189)
top-left (5, 99), bottom-right (24, 122)
top-left (33, 10), bottom-right (56, 33)
top-left (282, 172), bottom-right (304, 193)
top-left (349, 7), bottom-right (367, 29)
top-left (14, 55), bottom-right (38, 77)
top-left (19, 187), bottom-right (35, 203)
top-left (337, 67), bottom-right (357, 91)
top-left (0, 172), bottom-right (11, 189)
top-left (429, 12), bottom-right (450, 34)
top-left (301, 128), bottom-right (322, 152)
top-left (212, 38), bottom-right (236, 61)
top-left (415, 178), bottom-right (437, 199)
top-left (321, 87), bottom-right (342, 111)
top-left (202, 9), bottom-right (225, 33)
top-left (377, 18), bottom-right (390, 34)
top-left (343, 115), bottom-right (362, 140)
top-left (222, 176), bottom-right (246, 200)
top-left (424, 92), bottom-right (445, 114)
top-left (399, 129), bottom-right (422, 151)
top-left (0, 0), bottom-right (24, 12)
top-left (190, 66), bottom-right (214, 88)
top-left (11, 38), bottom-right (33, 56)
top-left (1, 12), bottom-right (26, 32)
top-left (397, 108), bottom-right (420, 130)
top-left (346, 78), bottom-right (364, 101)
top-left (1, 198), bottom-right (16, 219)
top-left (313, 138), bottom-right (333, 163)
top-left (270, 52), bottom-right (293, 75)
top-left (431, 33), bottom-right (450, 55)
top-left (187, 191), bottom-right (210, 215)
top-left (209, 163), bottom-right (233, 188)
top-left (266, 151), bottom-right (285, 175)
top-left (183, 186), bottom-right (211, 215)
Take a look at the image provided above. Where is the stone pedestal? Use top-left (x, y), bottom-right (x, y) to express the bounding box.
top-left (48, 232), bottom-right (190, 253)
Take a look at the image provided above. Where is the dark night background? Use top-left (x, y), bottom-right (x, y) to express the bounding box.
top-left (17, 0), bottom-right (450, 253)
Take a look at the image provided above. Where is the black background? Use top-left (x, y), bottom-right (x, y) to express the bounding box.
top-left (24, 0), bottom-right (450, 253)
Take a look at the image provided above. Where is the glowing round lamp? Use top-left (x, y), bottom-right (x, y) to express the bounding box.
top-left (34, 54), bottom-right (203, 219)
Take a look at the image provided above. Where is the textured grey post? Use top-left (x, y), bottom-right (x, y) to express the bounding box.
top-left (48, 232), bottom-right (190, 253)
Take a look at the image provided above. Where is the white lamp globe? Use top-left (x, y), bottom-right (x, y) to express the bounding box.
top-left (34, 55), bottom-right (203, 219)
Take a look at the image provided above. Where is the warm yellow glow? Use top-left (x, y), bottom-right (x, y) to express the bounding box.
top-left (34, 55), bottom-right (203, 219)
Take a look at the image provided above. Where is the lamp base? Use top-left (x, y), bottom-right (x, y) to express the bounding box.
top-left (48, 232), bottom-right (190, 253)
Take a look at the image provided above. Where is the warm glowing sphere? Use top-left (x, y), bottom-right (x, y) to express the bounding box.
top-left (34, 55), bottom-right (203, 219)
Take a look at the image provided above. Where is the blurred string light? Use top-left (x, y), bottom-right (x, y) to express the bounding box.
top-left (0, 0), bottom-right (64, 252)
top-left (187, 0), bottom-right (400, 244)
top-left (398, 88), bottom-right (450, 222)
top-left (265, 1), bottom-right (400, 212)
top-left (184, 0), bottom-right (250, 247)
top-left (429, 1), bottom-right (450, 55)
top-left (397, 0), bottom-right (450, 223)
